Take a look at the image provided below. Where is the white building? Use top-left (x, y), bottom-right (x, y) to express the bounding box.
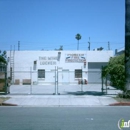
top-left (115, 47), bottom-right (124, 56)
top-left (7, 50), bottom-right (113, 85)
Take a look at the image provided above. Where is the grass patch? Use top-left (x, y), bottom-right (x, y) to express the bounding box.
top-left (0, 97), bottom-right (10, 102)
top-left (113, 91), bottom-right (130, 103)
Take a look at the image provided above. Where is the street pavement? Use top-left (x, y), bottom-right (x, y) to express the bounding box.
top-left (0, 84), bottom-right (122, 107)
top-left (0, 107), bottom-right (130, 130)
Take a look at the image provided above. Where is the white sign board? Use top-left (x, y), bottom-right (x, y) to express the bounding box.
top-left (65, 54), bottom-right (86, 63)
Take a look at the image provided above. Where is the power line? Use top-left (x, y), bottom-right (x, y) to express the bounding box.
top-left (0, 40), bottom-right (124, 51)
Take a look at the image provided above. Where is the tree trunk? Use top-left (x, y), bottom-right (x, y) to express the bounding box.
top-left (125, 0), bottom-right (130, 90)
top-left (77, 40), bottom-right (79, 50)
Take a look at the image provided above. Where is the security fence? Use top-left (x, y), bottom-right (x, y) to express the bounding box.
top-left (101, 74), bottom-right (123, 95)
top-left (7, 67), bottom-right (122, 95)
top-left (7, 67), bottom-right (103, 95)
top-left (9, 69), bottom-right (102, 85)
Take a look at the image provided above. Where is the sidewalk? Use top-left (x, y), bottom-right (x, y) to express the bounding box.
top-left (0, 84), bottom-right (122, 107)
top-left (0, 95), bottom-right (118, 107)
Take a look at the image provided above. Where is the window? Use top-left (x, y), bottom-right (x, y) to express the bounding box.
top-left (33, 61), bottom-right (37, 70)
top-left (38, 69), bottom-right (45, 78)
top-left (75, 69), bottom-right (82, 78)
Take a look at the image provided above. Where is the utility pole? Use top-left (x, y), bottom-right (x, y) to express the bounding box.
top-left (88, 37), bottom-right (90, 50)
top-left (18, 41), bottom-right (20, 51)
top-left (108, 41), bottom-right (110, 50)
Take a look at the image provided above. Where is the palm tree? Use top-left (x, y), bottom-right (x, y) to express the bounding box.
top-left (125, 0), bottom-right (130, 90)
top-left (75, 33), bottom-right (81, 50)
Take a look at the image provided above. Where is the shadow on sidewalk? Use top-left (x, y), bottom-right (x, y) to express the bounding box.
top-left (66, 91), bottom-right (105, 96)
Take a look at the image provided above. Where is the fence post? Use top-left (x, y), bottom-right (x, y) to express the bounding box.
top-left (5, 65), bottom-right (7, 94)
top-left (81, 66), bottom-right (83, 92)
top-left (101, 66), bottom-right (104, 94)
top-left (30, 67), bottom-right (32, 94)
top-left (54, 66), bottom-right (57, 95)
top-left (106, 75), bottom-right (108, 94)
top-left (57, 66), bottom-right (59, 95)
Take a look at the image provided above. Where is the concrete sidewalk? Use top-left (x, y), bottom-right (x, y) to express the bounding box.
top-left (0, 95), bottom-right (118, 107)
top-left (0, 84), bottom-right (121, 107)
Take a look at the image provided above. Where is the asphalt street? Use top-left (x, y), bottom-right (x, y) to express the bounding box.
top-left (0, 107), bottom-right (130, 130)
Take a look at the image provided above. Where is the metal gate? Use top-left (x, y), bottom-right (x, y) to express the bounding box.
top-left (9, 67), bottom-right (57, 95)
top-left (57, 67), bottom-right (88, 95)
top-left (9, 66), bottom-right (88, 95)
top-left (8, 66), bottom-right (122, 95)
top-left (101, 74), bottom-right (123, 95)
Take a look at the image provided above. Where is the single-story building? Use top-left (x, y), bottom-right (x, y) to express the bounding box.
top-left (7, 50), bottom-right (113, 85)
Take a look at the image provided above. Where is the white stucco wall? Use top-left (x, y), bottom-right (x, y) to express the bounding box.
top-left (87, 50), bottom-right (113, 62)
top-left (7, 50), bottom-right (113, 85)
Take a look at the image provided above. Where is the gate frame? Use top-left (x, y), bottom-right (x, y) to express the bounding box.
top-left (101, 66), bottom-right (119, 95)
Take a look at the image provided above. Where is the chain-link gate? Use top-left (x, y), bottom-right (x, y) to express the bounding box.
top-left (101, 68), bottom-right (122, 95)
top-left (9, 67), bottom-right (57, 95)
top-left (9, 66), bottom-right (88, 95)
top-left (8, 66), bottom-right (121, 95)
top-left (57, 67), bottom-right (88, 95)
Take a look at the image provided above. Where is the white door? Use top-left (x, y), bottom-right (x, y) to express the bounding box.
top-left (62, 70), bottom-right (69, 84)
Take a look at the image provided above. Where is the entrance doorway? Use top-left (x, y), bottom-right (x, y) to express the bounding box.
top-left (62, 70), bottom-right (69, 84)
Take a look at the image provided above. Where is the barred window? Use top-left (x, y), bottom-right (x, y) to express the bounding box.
top-left (38, 69), bottom-right (45, 78)
top-left (75, 69), bottom-right (82, 78)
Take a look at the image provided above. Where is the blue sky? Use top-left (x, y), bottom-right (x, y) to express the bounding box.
top-left (0, 0), bottom-right (125, 51)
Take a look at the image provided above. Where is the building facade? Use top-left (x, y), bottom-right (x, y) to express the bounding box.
top-left (115, 47), bottom-right (124, 56)
top-left (7, 50), bottom-right (113, 85)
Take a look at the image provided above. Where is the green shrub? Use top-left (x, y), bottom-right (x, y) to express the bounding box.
top-left (102, 54), bottom-right (126, 91)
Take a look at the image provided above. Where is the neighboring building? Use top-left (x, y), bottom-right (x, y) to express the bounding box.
top-left (7, 50), bottom-right (113, 85)
top-left (115, 47), bottom-right (124, 56)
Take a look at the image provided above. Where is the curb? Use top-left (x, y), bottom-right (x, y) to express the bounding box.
top-left (2, 103), bottom-right (17, 106)
top-left (109, 102), bottom-right (130, 106)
